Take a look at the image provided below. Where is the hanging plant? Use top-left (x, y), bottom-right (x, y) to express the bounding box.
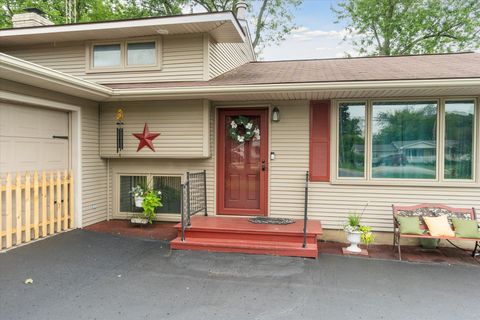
top-left (228, 116), bottom-right (260, 143)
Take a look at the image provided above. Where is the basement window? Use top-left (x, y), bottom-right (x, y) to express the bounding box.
top-left (118, 174), bottom-right (181, 215)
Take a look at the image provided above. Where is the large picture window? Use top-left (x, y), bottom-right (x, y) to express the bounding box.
top-left (372, 101), bottom-right (438, 179)
top-left (336, 99), bottom-right (477, 183)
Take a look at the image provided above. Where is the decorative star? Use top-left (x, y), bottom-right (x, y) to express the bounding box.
top-left (133, 123), bottom-right (160, 152)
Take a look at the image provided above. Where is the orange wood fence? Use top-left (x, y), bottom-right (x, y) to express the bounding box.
top-left (0, 171), bottom-right (74, 250)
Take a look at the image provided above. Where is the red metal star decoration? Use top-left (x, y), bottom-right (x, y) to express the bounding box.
top-left (132, 123), bottom-right (160, 152)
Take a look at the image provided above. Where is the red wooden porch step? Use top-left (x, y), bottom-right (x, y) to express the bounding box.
top-left (171, 216), bottom-right (323, 258)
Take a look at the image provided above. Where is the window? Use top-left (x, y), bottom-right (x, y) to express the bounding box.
top-left (93, 44), bottom-right (121, 68)
top-left (152, 176), bottom-right (182, 214)
top-left (444, 100), bottom-right (475, 180)
top-left (127, 42), bottom-right (156, 66)
top-left (118, 174), bottom-right (181, 214)
top-left (335, 99), bottom-right (477, 183)
top-left (119, 175), bottom-right (147, 213)
top-left (88, 39), bottom-right (159, 72)
top-left (338, 102), bottom-right (366, 178)
top-left (372, 101), bottom-right (438, 179)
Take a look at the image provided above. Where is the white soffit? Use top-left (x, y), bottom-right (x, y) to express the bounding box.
top-left (0, 12), bottom-right (245, 47)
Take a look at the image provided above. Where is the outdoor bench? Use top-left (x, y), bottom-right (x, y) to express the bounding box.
top-left (392, 203), bottom-right (479, 260)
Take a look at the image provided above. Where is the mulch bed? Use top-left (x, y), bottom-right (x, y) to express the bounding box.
top-left (85, 220), bottom-right (178, 242)
top-left (319, 241), bottom-right (480, 267)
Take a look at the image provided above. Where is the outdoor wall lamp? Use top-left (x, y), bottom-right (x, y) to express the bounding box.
top-left (271, 107), bottom-right (280, 122)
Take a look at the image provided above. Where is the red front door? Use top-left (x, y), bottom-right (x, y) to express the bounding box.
top-left (217, 108), bottom-right (268, 216)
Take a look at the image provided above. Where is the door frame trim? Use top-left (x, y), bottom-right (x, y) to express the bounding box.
top-left (216, 107), bottom-right (269, 216)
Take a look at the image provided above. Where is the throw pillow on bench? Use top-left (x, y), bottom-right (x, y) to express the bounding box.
top-left (423, 216), bottom-right (455, 237)
top-left (452, 218), bottom-right (480, 239)
top-left (396, 216), bottom-right (424, 235)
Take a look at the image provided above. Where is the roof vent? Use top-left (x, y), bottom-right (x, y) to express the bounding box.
top-left (235, 2), bottom-right (248, 20)
top-left (12, 7), bottom-right (54, 28)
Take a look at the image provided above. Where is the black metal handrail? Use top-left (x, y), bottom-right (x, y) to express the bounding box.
top-left (303, 171), bottom-right (309, 248)
top-left (180, 170), bottom-right (207, 241)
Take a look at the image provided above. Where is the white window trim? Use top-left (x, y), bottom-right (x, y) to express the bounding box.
top-left (115, 173), bottom-right (182, 218)
top-left (85, 37), bottom-right (162, 73)
top-left (331, 97), bottom-right (479, 187)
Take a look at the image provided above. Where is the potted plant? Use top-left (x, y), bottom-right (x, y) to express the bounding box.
top-left (129, 185), bottom-right (145, 208)
top-left (130, 186), bottom-right (162, 225)
top-left (344, 204), bottom-right (375, 253)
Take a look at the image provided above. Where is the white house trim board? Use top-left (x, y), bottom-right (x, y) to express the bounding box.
top-left (0, 90), bottom-right (84, 228)
top-left (0, 12), bottom-right (245, 45)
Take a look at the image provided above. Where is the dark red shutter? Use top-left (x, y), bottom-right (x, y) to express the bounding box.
top-left (309, 100), bottom-right (330, 182)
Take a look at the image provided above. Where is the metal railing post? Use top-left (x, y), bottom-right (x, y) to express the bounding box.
top-left (186, 172), bottom-right (191, 227)
top-left (203, 170), bottom-right (208, 216)
top-left (303, 171), bottom-right (309, 248)
top-left (180, 183), bottom-right (185, 242)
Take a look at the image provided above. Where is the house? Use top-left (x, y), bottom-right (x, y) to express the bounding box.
top-left (1, 6), bottom-right (479, 256)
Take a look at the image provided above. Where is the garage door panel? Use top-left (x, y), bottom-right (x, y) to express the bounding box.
top-left (0, 104), bottom-right (69, 175)
top-left (0, 103), bottom-right (69, 139)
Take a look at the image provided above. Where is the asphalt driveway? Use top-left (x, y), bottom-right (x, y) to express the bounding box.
top-left (0, 230), bottom-right (479, 320)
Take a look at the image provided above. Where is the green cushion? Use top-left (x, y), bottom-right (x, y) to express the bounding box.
top-left (452, 218), bottom-right (480, 238)
top-left (396, 216), bottom-right (424, 235)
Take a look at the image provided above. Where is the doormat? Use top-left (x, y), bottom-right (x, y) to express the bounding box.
top-left (248, 217), bottom-right (295, 225)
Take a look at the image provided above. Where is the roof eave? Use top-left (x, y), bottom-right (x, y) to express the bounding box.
top-left (108, 78), bottom-right (480, 100)
top-left (0, 53), bottom-right (112, 101)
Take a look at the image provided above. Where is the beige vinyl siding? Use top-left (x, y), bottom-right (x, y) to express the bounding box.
top-left (2, 34), bottom-right (205, 84)
top-left (99, 100), bottom-right (210, 158)
top-left (0, 79), bottom-right (108, 226)
top-left (208, 35), bottom-right (253, 79)
top-left (81, 105), bottom-right (108, 225)
top-left (107, 105), bottom-right (215, 219)
top-left (268, 100), bottom-right (480, 231)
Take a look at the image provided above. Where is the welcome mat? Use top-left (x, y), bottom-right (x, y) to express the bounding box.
top-left (248, 217), bottom-right (296, 225)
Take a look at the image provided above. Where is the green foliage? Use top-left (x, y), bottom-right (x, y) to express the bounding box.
top-left (346, 213), bottom-right (361, 228)
top-left (333, 0), bottom-right (480, 56)
top-left (0, 0), bottom-right (186, 28)
top-left (141, 190), bottom-right (162, 224)
top-left (359, 225), bottom-right (375, 245)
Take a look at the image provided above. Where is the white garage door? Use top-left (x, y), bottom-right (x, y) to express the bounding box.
top-left (0, 103), bottom-right (69, 174)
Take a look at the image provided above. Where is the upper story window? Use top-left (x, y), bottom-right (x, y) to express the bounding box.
top-left (335, 98), bottom-right (477, 184)
top-left (93, 44), bottom-right (121, 68)
top-left (87, 38), bottom-right (160, 73)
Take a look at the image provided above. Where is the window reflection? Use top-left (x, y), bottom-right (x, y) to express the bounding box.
top-left (444, 101), bottom-right (474, 180)
top-left (372, 101), bottom-right (437, 179)
top-left (338, 103), bottom-right (366, 177)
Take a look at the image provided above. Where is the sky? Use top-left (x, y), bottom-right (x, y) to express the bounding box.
top-left (260, 0), bottom-right (356, 61)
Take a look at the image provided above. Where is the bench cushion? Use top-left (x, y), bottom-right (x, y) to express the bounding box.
top-left (397, 216), bottom-right (424, 235)
top-left (424, 216), bottom-right (455, 237)
top-left (452, 218), bottom-right (480, 238)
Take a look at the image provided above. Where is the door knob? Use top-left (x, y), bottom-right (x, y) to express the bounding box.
top-left (262, 160), bottom-right (266, 171)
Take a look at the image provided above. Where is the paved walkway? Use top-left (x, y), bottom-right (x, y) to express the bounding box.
top-left (1, 230), bottom-right (479, 320)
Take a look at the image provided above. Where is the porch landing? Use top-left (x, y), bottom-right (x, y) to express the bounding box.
top-left (170, 216), bottom-right (323, 258)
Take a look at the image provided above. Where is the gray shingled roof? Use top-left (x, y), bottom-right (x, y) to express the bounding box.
top-left (108, 52), bottom-right (480, 89)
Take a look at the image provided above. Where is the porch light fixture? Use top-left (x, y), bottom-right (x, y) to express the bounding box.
top-left (271, 107), bottom-right (280, 122)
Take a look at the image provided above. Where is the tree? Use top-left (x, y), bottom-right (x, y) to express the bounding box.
top-left (333, 0), bottom-right (480, 56)
top-left (0, 0), bottom-right (185, 28)
top-left (192, 0), bottom-right (302, 53)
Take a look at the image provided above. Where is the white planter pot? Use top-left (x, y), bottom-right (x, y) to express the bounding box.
top-left (134, 197), bottom-right (144, 208)
top-left (346, 231), bottom-right (362, 253)
top-left (130, 217), bottom-right (149, 225)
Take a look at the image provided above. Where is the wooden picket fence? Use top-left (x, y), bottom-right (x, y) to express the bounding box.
top-left (0, 170), bottom-right (74, 250)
